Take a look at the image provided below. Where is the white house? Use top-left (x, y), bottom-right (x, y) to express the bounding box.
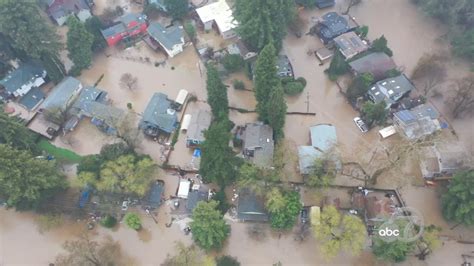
top-left (196, 0), bottom-right (238, 39)
top-left (0, 61), bottom-right (47, 98)
top-left (147, 22), bottom-right (185, 58)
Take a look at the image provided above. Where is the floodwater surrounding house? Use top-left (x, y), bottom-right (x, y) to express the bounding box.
top-left (393, 103), bottom-right (440, 140)
top-left (146, 22), bottom-right (185, 58)
top-left (367, 74), bottom-right (415, 108)
top-left (195, 0), bottom-right (238, 39)
top-left (101, 13), bottom-right (148, 46)
top-left (0, 61), bottom-right (47, 99)
top-left (333, 31), bottom-right (369, 59)
top-left (46, 0), bottom-right (93, 26)
top-left (139, 92), bottom-right (178, 137)
top-left (185, 109), bottom-right (212, 147)
top-left (237, 188), bottom-right (269, 222)
top-left (348, 52), bottom-right (397, 81)
top-left (242, 122), bottom-right (275, 168)
top-left (315, 12), bottom-right (356, 44)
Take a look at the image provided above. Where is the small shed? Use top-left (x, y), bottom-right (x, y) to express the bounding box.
top-left (177, 179), bottom-right (191, 199)
top-left (174, 89), bottom-right (188, 110)
top-left (378, 125), bottom-right (397, 139)
top-left (180, 114), bottom-right (192, 132)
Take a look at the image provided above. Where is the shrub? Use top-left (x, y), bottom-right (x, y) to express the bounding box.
top-left (77, 154), bottom-right (102, 174)
top-left (233, 80), bottom-right (246, 90)
top-left (296, 77), bottom-right (307, 87)
top-left (100, 215), bottom-right (117, 228)
top-left (184, 22), bottom-right (196, 41)
top-left (100, 142), bottom-right (132, 161)
top-left (127, 102), bottom-right (132, 109)
top-left (212, 190), bottom-right (231, 214)
top-left (222, 54), bottom-right (245, 73)
top-left (284, 81), bottom-right (305, 95)
top-left (124, 213), bottom-right (142, 230)
top-left (216, 255), bottom-right (240, 266)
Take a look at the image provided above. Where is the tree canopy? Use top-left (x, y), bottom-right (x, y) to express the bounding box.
top-left (313, 206), bottom-right (366, 259)
top-left (199, 120), bottom-right (238, 186)
top-left (326, 50), bottom-right (349, 81)
top-left (206, 65), bottom-right (229, 121)
top-left (0, 144), bottom-right (67, 209)
top-left (190, 200), bottom-right (230, 250)
top-left (234, 0), bottom-right (296, 51)
top-left (84, 16), bottom-right (107, 52)
top-left (164, 0), bottom-right (189, 20)
top-left (371, 35), bottom-right (393, 57)
top-left (307, 158), bottom-right (336, 188)
top-left (78, 154), bottom-right (156, 197)
top-left (254, 43), bottom-right (279, 120)
top-left (266, 85), bottom-right (287, 140)
top-left (372, 238), bottom-right (414, 263)
top-left (55, 234), bottom-right (133, 266)
top-left (361, 101), bottom-right (388, 127)
top-left (0, 109), bottom-right (38, 152)
top-left (267, 190), bottom-right (302, 229)
top-left (67, 16), bottom-right (94, 75)
top-left (441, 170), bottom-right (474, 225)
top-left (124, 212), bottom-right (142, 230)
top-left (347, 73), bottom-right (374, 103)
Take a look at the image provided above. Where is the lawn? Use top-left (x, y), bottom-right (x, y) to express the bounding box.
top-left (37, 139), bottom-right (82, 163)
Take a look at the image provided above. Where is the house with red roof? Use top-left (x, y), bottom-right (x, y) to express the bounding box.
top-left (101, 13), bottom-right (148, 46)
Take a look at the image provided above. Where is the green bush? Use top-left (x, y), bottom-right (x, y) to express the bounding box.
top-left (284, 81), bottom-right (305, 95)
top-left (100, 142), bottom-right (132, 161)
top-left (296, 77), bottom-right (307, 87)
top-left (216, 255), bottom-right (240, 266)
top-left (100, 215), bottom-right (117, 228)
top-left (233, 80), bottom-right (246, 90)
top-left (77, 155), bottom-right (102, 174)
top-left (124, 213), bottom-right (142, 230)
top-left (184, 22), bottom-right (196, 41)
top-left (222, 54), bottom-right (245, 73)
top-left (212, 190), bottom-right (231, 214)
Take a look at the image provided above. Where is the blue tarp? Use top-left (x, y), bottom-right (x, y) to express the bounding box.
top-left (78, 188), bottom-right (91, 208)
top-left (193, 148), bottom-right (201, 158)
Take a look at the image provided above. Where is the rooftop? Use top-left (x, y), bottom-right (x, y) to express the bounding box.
top-left (140, 92), bottom-right (177, 134)
top-left (145, 180), bottom-right (164, 209)
top-left (0, 61), bottom-right (46, 96)
top-left (368, 74), bottom-right (415, 106)
top-left (186, 110), bottom-right (212, 143)
top-left (73, 86), bottom-right (107, 110)
top-left (147, 22), bottom-right (184, 51)
top-left (334, 31), bottom-right (369, 59)
top-left (349, 52), bottom-right (397, 80)
top-left (298, 146), bottom-right (323, 175)
top-left (41, 77), bottom-right (82, 111)
top-left (101, 23), bottom-right (127, 38)
top-left (237, 188), bottom-right (269, 222)
top-left (276, 55), bottom-right (293, 77)
top-left (394, 104), bottom-right (439, 124)
top-left (18, 87), bottom-right (45, 111)
top-left (196, 0), bottom-right (238, 33)
top-left (186, 189), bottom-right (209, 212)
top-left (119, 13), bottom-right (146, 26)
top-left (317, 12), bottom-right (355, 43)
top-left (310, 124), bottom-right (337, 151)
top-left (47, 0), bottom-right (90, 19)
top-left (242, 122), bottom-right (274, 168)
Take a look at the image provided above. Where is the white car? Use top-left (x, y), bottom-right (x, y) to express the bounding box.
top-left (353, 117), bottom-right (369, 133)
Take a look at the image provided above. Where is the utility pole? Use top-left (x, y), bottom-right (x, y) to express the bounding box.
top-left (305, 92), bottom-right (310, 113)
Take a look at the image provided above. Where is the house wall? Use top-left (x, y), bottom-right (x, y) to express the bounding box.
top-left (221, 28), bottom-right (237, 39)
top-left (203, 21), bottom-right (213, 31)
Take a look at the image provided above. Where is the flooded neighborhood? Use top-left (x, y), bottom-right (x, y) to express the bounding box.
top-left (0, 0), bottom-right (473, 265)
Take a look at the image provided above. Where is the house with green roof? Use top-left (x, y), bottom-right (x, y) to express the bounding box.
top-left (146, 22), bottom-right (185, 58)
top-left (140, 92), bottom-right (177, 137)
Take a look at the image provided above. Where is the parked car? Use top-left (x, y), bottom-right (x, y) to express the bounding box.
top-left (121, 201), bottom-right (129, 211)
top-left (300, 208), bottom-right (309, 224)
top-left (353, 117), bottom-right (368, 133)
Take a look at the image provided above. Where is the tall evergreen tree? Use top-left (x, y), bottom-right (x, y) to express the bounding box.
top-left (0, 109), bottom-right (38, 152)
top-left (0, 0), bottom-right (65, 82)
top-left (67, 16), bottom-right (94, 76)
top-left (266, 85), bottom-right (287, 140)
top-left (206, 65), bottom-right (229, 121)
top-left (234, 0), bottom-right (295, 51)
top-left (164, 0), bottom-right (189, 20)
top-left (0, 144), bottom-right (67, 209)
top-left (199, 120), bottom-right (237, 186)
top-left (253, 43), bottom-right (279, 121)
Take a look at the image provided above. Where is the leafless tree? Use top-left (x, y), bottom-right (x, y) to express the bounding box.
top-left (55, 233), bottom-right (133, 266)
top-left (43, 107), bottom-right (72, 127)
top-left (448, 75), bottom-right (474, 119)
top-left (411, 54), bottom-right (447, 96)
top-left (112, 112), bottom-right (143, 151)
top-left (120, 73), bottom-right (138, 91)
top-left (343, 0), bottom-right (362, 15)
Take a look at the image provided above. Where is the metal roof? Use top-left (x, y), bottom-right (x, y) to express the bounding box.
top-left (334, 31), bottom-right (369, 59)
top-left (243, 122), bottom-right (274, 168)
top-left (368, 74), bottom-right (415, 106)
top-left (101, 23), bottom-right (127, 38)
top-left (41, 76), bottom-right (82, 111)
top-left (147, 22), bottom-right (184, 52)
top-left (146, 180), bottom-right (164, 209)
top-left (186, 110), bottom-right (211, 143)
top-left (298, 146), bottom-right (323, 175)
top-left (196, 0), bottom-right (238, 33)
top-left (310, 124), bottom-right (337, 151)
top-left (317, 12), bottom-right (353, 43)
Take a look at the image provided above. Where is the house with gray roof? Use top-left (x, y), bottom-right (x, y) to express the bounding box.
top-left (315, 12), bottom-right (356, 44)
top-left (47, 0), bottom-right (92, 26)
top-left (186, 188), bottom-right (209, 212)
top-left (393, 104), bottom-right (441, 140)
top-left (334, 31), bottom-right (369, 59)
top-left (237, 188), bottom-right (269, 222)
top-left (145, 180), bottom-right (164, 209)
top-left (40, 77), bottom-right (83, 113)
top-left (242, 122), bottom-right (274, 168)
top-left (18, 87), bottom-right (45, 111)
top-left (349, 52), bottom-right (397, 81)
top-left (140, 92), bottom-right (177, 136)
top-left (0, 61), bottom-right (47, 98)
top-left (146, 22), bottom-right (185, 58)
top-left (368, 74), bottom-right (415, 108)
top-left (186, 110), bottom-right (212, 147)
top-left (298, 124), bottom-right (341, 175)
top-left (148, 0), bottom-right (167, 12)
